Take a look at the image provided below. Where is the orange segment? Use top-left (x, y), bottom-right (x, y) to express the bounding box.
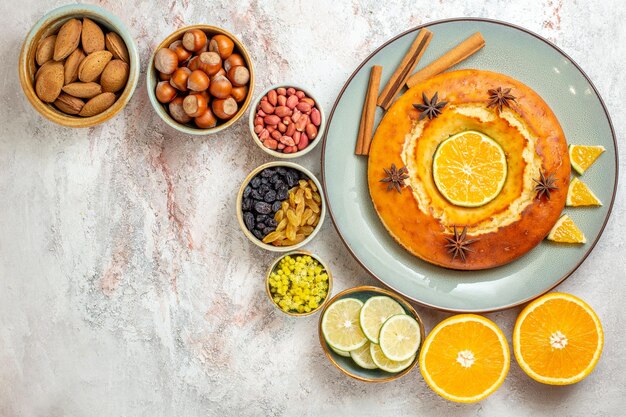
top-left (566, 177), bottom-right (602, 206)
top-left (547, 214), bottom-right (586, 243)
top-left (513, 293), bottom-right (603, 385)
top-left (569, 144), bottom-right (605, 175)
top-left (419, 314), bottom-right (510, 403)
top-left (432, 131), bottom-right (507, 207)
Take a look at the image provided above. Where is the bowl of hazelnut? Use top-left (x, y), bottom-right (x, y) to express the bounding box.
top-left (18, 4), bottom-right (140, 128)
top-left (147, 25), bottom-right (254, 135)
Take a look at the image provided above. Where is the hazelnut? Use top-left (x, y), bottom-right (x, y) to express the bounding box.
top-left (212, 97), bottom-right (238, 120)
top-left (209, 34), bottom-right (234, 59)
top-left (187, 56), bottom-right (199, 71)
top-left (194, 108), bottom-right (217, 129)
top-left (224, 53), bottom-right (244, 72)
top-left (183, 93), bottom-right (208, 117)
top-left (210, 67), bottom-right (226, 81)
top-left (169, 96), bottom-right (192, 124)
top-left (226, 66), bottom-right (249, 87)
top-left (169, 40), bottom-right (191, 62)
top-left (182, 29), bottom-right (207, 52)
top-left (158, 71), bottom-right (172, 81)
top-left (170, 67), bottom-right (191, 92)
top-left (208, 75), bottom-right (232, 99)
top-left (187, 70), bottom-right (210, 92)
top-left (155, 81), bottom-right (178, 103)
top-left (154, 48), bottom-right (178, 74)
top-left (231, 85), bottom-right (248, 103)
top-left (198, 52), bottom-right (222, 76)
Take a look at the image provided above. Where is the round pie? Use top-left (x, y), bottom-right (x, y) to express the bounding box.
top-left (367, 69), bottom-right (570, 270)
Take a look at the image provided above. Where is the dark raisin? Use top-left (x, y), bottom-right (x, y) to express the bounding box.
top-left (285, 170), bottom-right (298, 187)
top-left (263, 226), bottom-right (275, 235)
top-left (256, 214), bottom-right (268, 223)
top-left (259, 184), bottom-right (270, 195)
top-left (276, 188), bottom-right (288, 201)
top-left (243, 212), bottom-right (255, 231)
top-left (261, 168), bottom-right (274, 178)
top-left (251, 190), bottom-right (262, 200)
top-left (242, 198), bottom-right (252, 211)
top-left (261, 177), bottom-right (269, 185)
top-left (275, 167), bottom-right (286, 175)
top-left (269, 175), bottom-right (280, 184)
top-left (264, 190), bottom-right (277, 203)
top-left (250, 177), bottom-right (261, 188)
top-left (272, 201), bottom-right (282, 212)
top-left (243, 185), bottom-right (252, 198)
top-left (255, 201), bottom-right (272, 214)
top-left (266, 218), bottom-right (278, 228)
top-left (252, 228), bottom-right (264, 240)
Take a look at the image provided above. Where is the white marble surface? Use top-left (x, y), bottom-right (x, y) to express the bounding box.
top-left (1, 0), bottom-right (625, 416)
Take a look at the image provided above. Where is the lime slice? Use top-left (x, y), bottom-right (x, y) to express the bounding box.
top-left (322, 298), bottom-right (367, 351)
top-left (350, 341), bottom-right (378, 370)
top-left (359, 296), bottom-right (405, 344)
top-left (379, 314), bottom-right (421, 361)
top-left (370, 342), bottom-right (415, 373)
top-left (330, 345), bottom-right (351, 357)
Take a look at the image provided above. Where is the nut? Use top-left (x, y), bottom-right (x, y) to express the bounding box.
top-left (78, 50), bottom-right (113, 82)
top-left (226, 66), bottom-right (249, 87)
top-left (310, 108), bottom-right (321, 126)
top-left (100, 59), bottom-right (129, 93)
top-left (154, 48), bottom-right (178, 74)
top-left (194, 107), bottom-right (217, 128)
top-left (169, 40), bottom-right (192, 63)
top-left (182, 29), bottom-right (207, 52)
top-left (198, 52), bottom-right (222, 76)
top-left (212, 97), bottom-right (238, 119)
top-left (105, 32), bottom-right (129, 63)
top-left (63, 47), bottom-right (85, 85)
top-left (155, 81), bottom-right (178, 103)
top-left (169, 67), bottom-right (191, 92)
top-left (78, 92), bottom-right (116, 117)
top-left (168, 96), bottom-right (192, 124)
top-left (53, 18), bottom-right (82, 61)
top-left (187, 70), bottom-right (210, 92)
top-left (183, 93), bottom-right (208, 117)
top-left (208, 74), bottom-right (231, 99)
top-left (231, 85), bottom-right (248, 103)
top-left (208, 34), bottom-right (234, 59)
top-left (81, 18), bottom-right (105, 54)
top-left (62, 82), bottom-right (102, 99)
top-left (223, 53), bottom-right (244, 72)
top-left (35, 61), bottom-right (64, 102)
top-left (53, 93), bottom-right (84, 115)
top-left (35, 35), bottom-right (57, 66)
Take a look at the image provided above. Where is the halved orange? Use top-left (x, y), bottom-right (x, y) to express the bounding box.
top-left (569, 144), bottom-right (605, 175)
top-left (419, 314), bottom-right (510, 403)
top-left (513, 293), bottom-right (603, 385)
top-left (432, 131), bottom-right (507, 207)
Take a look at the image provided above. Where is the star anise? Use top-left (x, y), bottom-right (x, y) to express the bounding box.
top-left (380, 164), bottom-right (409, 193)
top-left (444, 226), bottom-right (478, 262)
top-left (487, 87), bottom-right (516, 112)
top-left (533, 170), bottom-right (558, 200)
top-left (413, 92), bottom-right (448, 120)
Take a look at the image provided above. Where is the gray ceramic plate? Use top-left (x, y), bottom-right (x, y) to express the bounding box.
top-left (321, 18), bottom-right (618, 312)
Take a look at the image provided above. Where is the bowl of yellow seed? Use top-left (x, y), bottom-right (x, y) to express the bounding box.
top-left (266, 251), bottom-right (333, 316)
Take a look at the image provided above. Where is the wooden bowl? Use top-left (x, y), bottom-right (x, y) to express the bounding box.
top-left (18, 4), bottom-right (140, 128)
top-left (146, 25), bottom-right (255, 135)
top-left (318, 286), bottom-right (425, 383)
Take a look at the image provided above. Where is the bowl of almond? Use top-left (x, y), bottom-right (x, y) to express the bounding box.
top-left (18, 4), bottom-right (139, 128)
top-left (146, 25), bottom-right (255, 135)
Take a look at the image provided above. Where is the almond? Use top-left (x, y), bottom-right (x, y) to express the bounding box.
top-left (36, 35), bottom-right (57, 66)
top-left (53, 93), bottom-right (85, 115)
top-left (35, 60), bottom-right (59, 82)
top-left (77, 50), bottom-right (112, 82)
top-left (105, 32), bottom-right (129, 63)
top-left (35, 61), bottom-right (64, 102)
top-left (79, 92), bottom-right (116, 117)
top-left (63, 47), bottom-right (85, 85)
top-left (62, 82), bottom-right (102, 98)
top-left (81, 17), bottom-right (105, 54)
top-left (53, 18), bottom-right (82, 61)
top-left (100, 59), bottom-right (129, 93)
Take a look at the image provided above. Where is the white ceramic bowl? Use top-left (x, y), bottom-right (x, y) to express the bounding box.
top-left (236, 161), bottom-right (326, 251)
top-left (248, 84), bottom-right (326, 158)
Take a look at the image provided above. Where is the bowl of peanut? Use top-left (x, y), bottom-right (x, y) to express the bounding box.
top-left (236, 161), bottom-right (326, 252)
top-left (147, 25), bottom-right (254, 135)
top-left (18, 4), bottom-right (140, 127)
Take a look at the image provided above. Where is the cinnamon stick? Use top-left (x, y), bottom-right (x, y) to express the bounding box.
top-left (377, 29), bottom-right (433, 110)
top-left (406, 32), bottom-right (485, 88)
top-left (355, 65), bottom-right (382, 156)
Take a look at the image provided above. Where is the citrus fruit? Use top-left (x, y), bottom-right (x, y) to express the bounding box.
top-left (547, 214), bottom-right (586, 243)
top-left (432, 130), bottom-right (507, 207)
top-left (566, 177), bottom-right (602, 207)
top-left (370, 343), bottom-right (415, 373)
top-left (359, 296), bottom-right (405, 344)
top-left (419, 314), bottom-right (510, 403)
top-left (350, 341), bottom-right (378, 370)
top-left (569, 144), bottom-right (605, 175)
top-left (321, 298), bottom-right (367, 351)
top-left (378, 314), bottom-right (421, 361)
top-left (513, 293), bottom-right (603, 385)
top-left (330, 345), bottom-right (350, 357)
